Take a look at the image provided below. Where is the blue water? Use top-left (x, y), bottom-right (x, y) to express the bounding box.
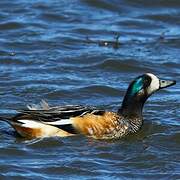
top-left (0, 0), bottom-right (179, 179)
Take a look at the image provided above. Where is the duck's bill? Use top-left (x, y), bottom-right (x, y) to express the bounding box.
top-left (159, 79), bottom-right (176, 89)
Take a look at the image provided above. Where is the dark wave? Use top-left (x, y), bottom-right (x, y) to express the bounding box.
top-left (92, 59), bottom-right (156, 72)
top-left (0, 22), bottom-right (24, 30)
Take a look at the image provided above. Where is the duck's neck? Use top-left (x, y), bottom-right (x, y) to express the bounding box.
top-left (119, 96), bottom-right (145, 117)
top-left (118, 93), bottom-right (148, 131)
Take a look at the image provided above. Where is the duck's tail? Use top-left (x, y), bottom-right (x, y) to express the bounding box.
top-left (0, 116), bottom-right (6, 121)
top-left (0, 116), bottom-right (12, 125)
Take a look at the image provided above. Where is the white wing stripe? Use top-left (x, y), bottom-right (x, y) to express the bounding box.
top-left (17, 120), bottom-right (43, 128)
top-left (44, 119), bottom-right (72, 125)
top-left (17, 119), bottom-right (72, 127)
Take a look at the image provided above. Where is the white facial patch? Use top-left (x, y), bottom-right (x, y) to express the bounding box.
top-left (146, 73), bottom-right (160, 94)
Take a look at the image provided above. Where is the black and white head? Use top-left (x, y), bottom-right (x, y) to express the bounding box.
top-left (121, 73), bottom-right (176, 116)
top-left (126, 73), bottom-right (176, 100)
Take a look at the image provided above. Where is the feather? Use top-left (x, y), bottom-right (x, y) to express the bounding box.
top-left (44, 119), bottom-right (72, 125)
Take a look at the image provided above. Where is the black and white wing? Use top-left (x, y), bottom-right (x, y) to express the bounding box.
top-left (12, 101), bottom-right (105, 133)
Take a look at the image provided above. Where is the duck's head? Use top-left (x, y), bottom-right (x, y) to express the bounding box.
top-left (120, 73), bottom-right (176, 116)
top-left (127, 73), bottom-right (176, 97)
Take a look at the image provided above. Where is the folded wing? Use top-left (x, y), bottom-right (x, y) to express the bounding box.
top-left (11, 101), bottom-right (105, 134)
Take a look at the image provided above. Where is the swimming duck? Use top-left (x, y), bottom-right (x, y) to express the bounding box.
top-left (0, 73), bottom-right (176, 139)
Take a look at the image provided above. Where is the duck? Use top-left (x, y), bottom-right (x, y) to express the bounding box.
top-left (0, 73), bottom-right (176, 139)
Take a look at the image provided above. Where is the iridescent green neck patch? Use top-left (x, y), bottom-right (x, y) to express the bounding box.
top-left (131, 77), bottom-right (143, 95)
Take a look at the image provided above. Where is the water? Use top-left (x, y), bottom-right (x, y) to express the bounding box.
top-left (0, 0), bottom-right (180, 179)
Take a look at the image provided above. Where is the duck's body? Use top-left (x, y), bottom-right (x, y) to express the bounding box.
top-left (5, 103), bottom-right (133, 139)
top-left (0, 73), bottom-right (176, 139)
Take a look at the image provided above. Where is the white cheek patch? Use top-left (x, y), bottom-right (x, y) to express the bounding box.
top-left (146, 73), bottom-right (160, 94)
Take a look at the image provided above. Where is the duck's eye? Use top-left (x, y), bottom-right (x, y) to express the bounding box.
top-left (143, 76), bottom-right (151, 87)
top-left (144, 79), bottom-right (148, 83)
